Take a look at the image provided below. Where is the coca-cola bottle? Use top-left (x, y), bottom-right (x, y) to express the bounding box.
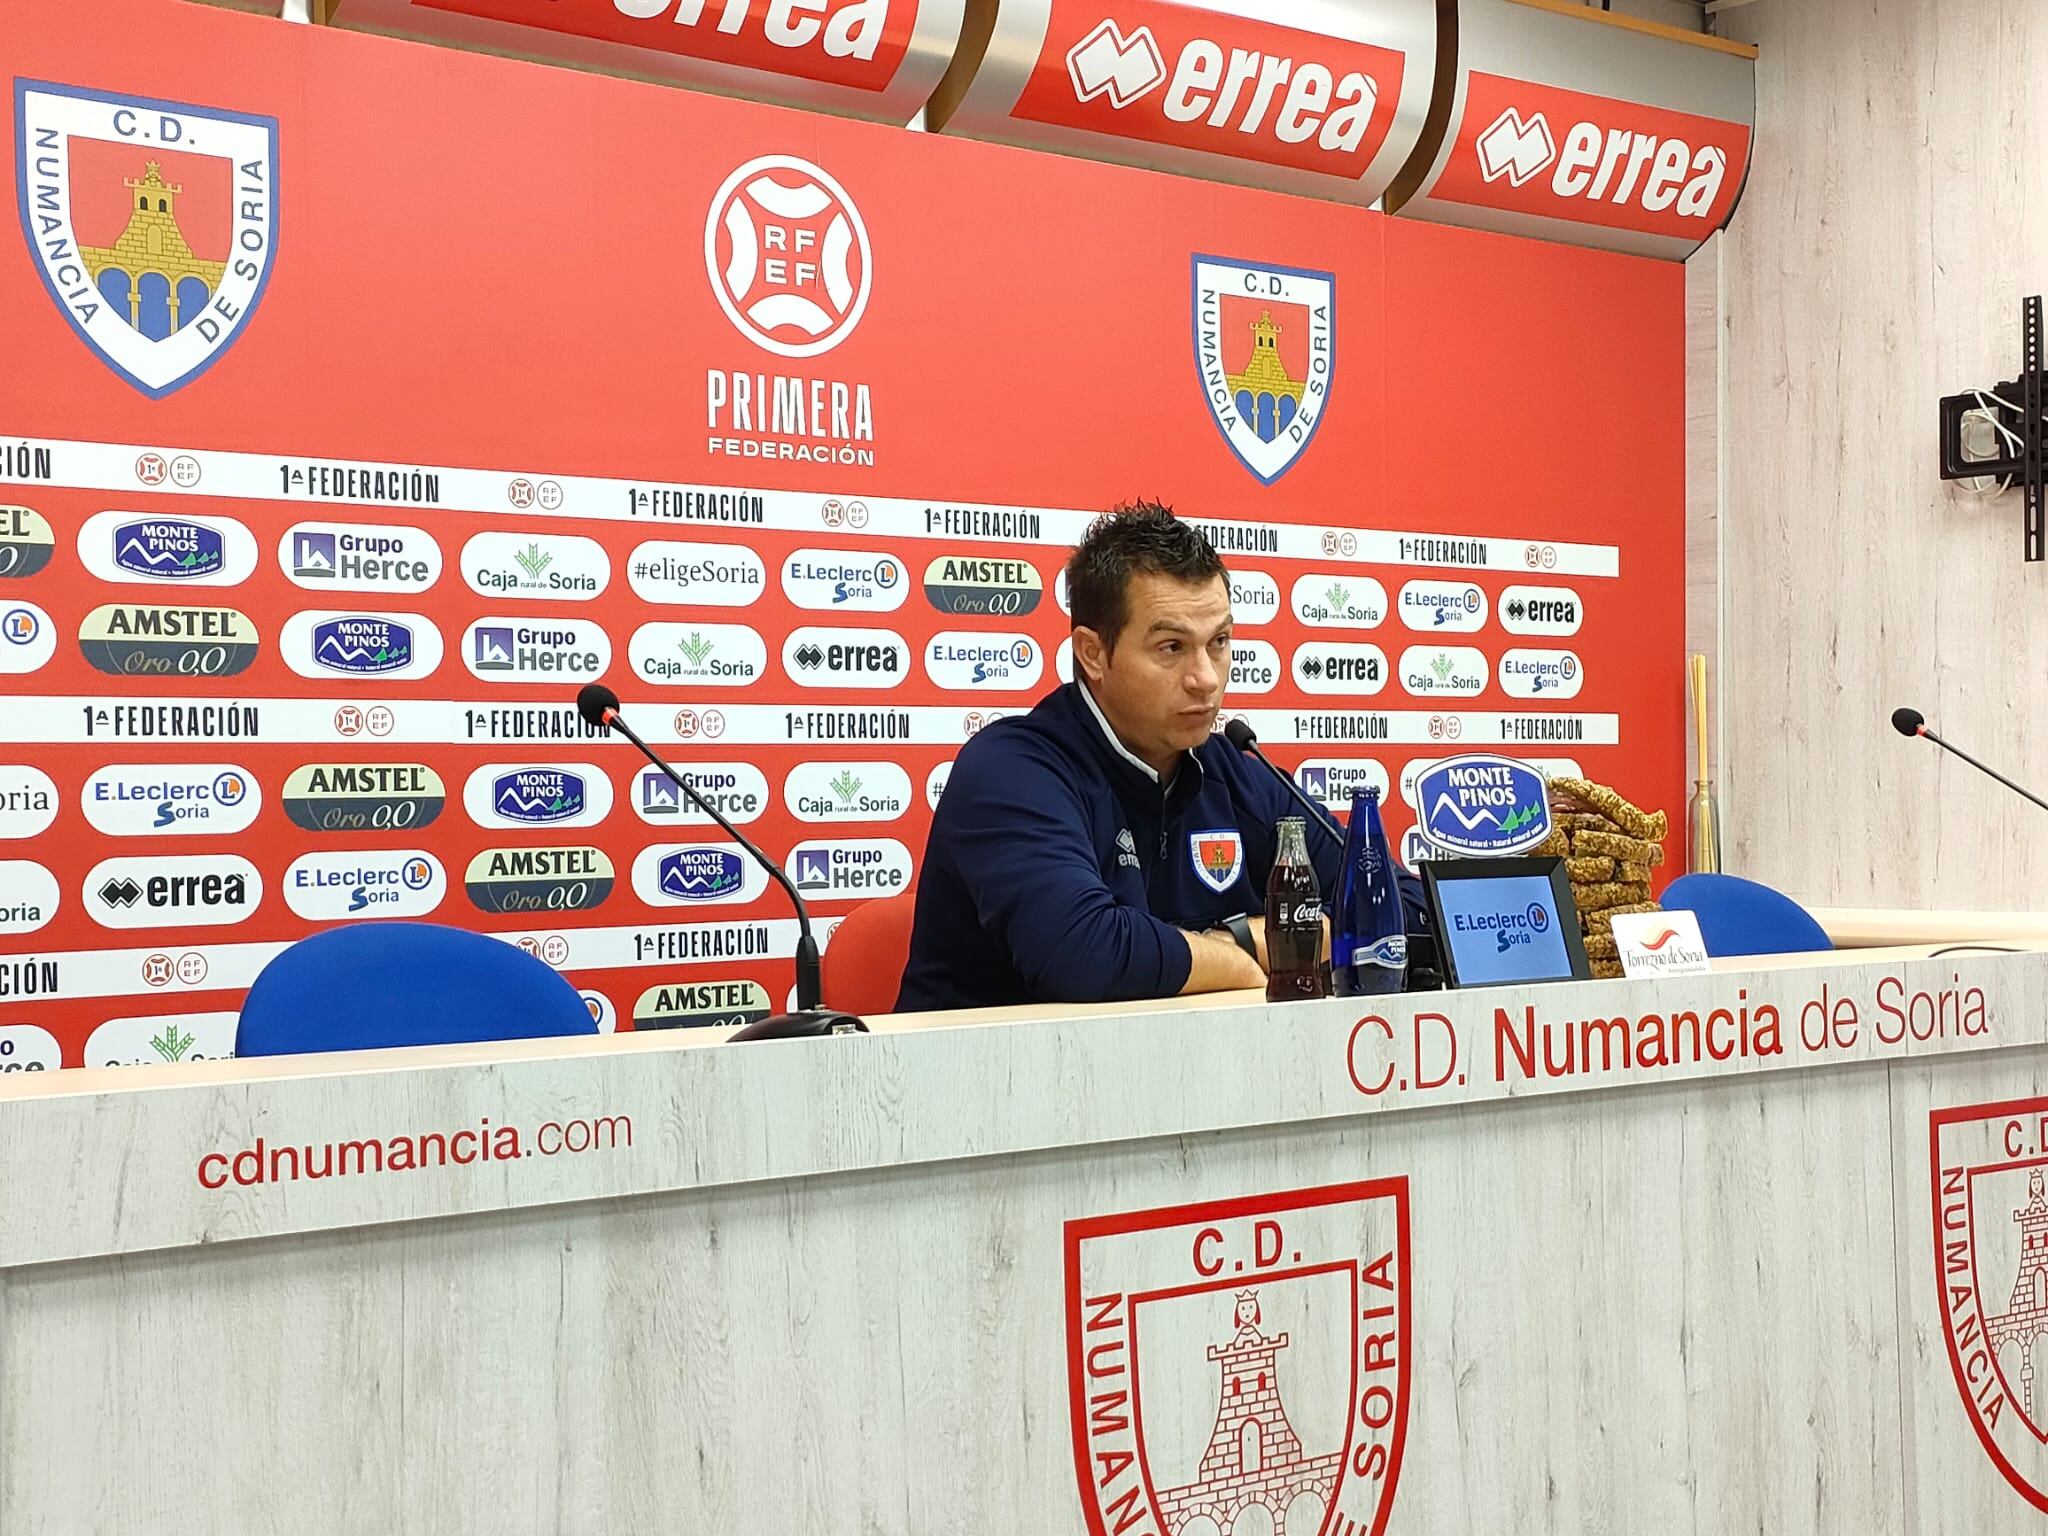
top-left (1332, 788), bottom-right (1408, 996)
top-left (1265, 816), bottom-right (1328, 1002)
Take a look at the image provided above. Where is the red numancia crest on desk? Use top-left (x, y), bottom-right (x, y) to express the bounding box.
top-left (1066, 1180), bottom-right (1411, 1536)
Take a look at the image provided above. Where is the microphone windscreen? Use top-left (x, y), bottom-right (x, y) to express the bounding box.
top-left (577, 682), bottom-right (621, 728)
top-left (1891, 706), bottom-right (1926, 738)
top-left (1223, 717), bottom-right (1258, 752)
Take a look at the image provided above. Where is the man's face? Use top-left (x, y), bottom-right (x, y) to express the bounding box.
top-left (1076, 571), bottom-right (1232, 767)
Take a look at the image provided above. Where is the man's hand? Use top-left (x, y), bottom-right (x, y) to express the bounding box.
top-left (1178, 928), bottom-right (1266, 995)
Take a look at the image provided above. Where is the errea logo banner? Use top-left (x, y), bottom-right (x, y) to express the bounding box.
top-left (1065, 1181), bottom-right (1411, 1536)
top-left (15, 81), bottom-right (278, 397)
top-left (1433, 72), bottom-right (1749, 243)
top-left (1012, 2), bottom-right (1407, 181)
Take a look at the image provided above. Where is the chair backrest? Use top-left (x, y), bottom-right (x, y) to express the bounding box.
top-left (1658, 873), bottom-right (1834, 958)
top-left (822, 891), bottom-right (919, 1016)
top-left (237, 922), bottom-right (598, 1057)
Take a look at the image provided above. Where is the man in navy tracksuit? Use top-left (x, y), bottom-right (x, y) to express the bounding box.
top-left (898, 504), bottom-right (1347, 1011)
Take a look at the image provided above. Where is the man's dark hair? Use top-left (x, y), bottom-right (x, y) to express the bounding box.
top-left (1065, 501), bottom-right (1226, 650)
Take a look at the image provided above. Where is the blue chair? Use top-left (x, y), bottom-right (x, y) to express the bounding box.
top-left (237, 922), bottom-right (598, 1057)
top-left (1658, 873), bottom-right (1834, 958)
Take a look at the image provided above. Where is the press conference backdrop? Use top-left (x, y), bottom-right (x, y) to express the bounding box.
top-left (0, 0), bottom-right (1684, 1066)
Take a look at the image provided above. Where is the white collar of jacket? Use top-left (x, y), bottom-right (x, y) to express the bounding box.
top-left (1076, 678), bottom-right (1198, 787)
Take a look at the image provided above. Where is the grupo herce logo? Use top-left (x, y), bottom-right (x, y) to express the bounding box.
top-left (634, 763), bottom-right (769, 825)
top-left (282, 611), bottom-right (442, 681)
top-left (1929, 1093), bottom-right (2048, 1511)
top-left (80, 510), bottom-right (255, 586)
top-left (78, 602), bottom-right (259, 678)
top-left (282, 850), bottom-right (444, 921)
top-left (1065, 1181), bottom-right (1411, 1536)
top-left (85, 853), bottom-right (262, 929)
top-left (15, 81), bottom-right (278, 396)
top-left (0, 506), bottom-right (57, 580)
top-left (790, 837), bottom-right (913, 902)
top-left (631, 844), bottom-right (770, 908)
top-left (705, 154), bottom-right (871, 359)
top-left (464, 846), bottom-right (615, 917)
top-left (1192, 255), bottom-right (1335, 484)
top-left (281, 762), bottom-right (445, 834)
top-left (464, 618), bottom-right (611, 683)
top-left (82, 763), bottom-right (259, 836)
top-left (279, 522), bottom-right (441, 593)
top-left (463, 764), bottom-right (613, 830)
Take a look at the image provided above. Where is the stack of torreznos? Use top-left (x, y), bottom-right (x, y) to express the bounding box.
top-left (1533, 775), bottom-right (1668, 980)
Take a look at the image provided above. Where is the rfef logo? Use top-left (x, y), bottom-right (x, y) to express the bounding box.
top-left (1016, 2), bottom-right (1405, 180)
top-left (15, 81), bottom-right (278, 396)
top-left (1413, 755), bottom-right (1551, 856)
top-left (1065, 1181), bottom-right (1410, 1536)
top-left (705, 155), bottom-right (871, 358)
top-left (1194, 255), bottom-right (1334, 484)
top-left (1436, 73), bottom-right (1748, 243)
top-left (1931, 1094), bottom-right (2048, 1512)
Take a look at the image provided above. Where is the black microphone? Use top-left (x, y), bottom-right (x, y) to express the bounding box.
top-left (576, 684), bottom-right (865, 1040)
top-left (1891, 704), bottom-right (2048, 813)
top-left (1222, 717), bottom-right (1345, 840)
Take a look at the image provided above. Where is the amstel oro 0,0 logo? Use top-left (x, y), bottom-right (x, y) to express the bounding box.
top-left (634, 979), bottom-right (773, 1030)
top-left (78, 602), bottom-right (259, 678)
top-left (463, 846), bottom-right (615, 916)
top-left (281, 763), bottom-right (446, 834)
top-left (0, 506), bottom-right (57, 579)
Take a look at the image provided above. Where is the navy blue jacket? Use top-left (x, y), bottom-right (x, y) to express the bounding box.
top-left (898, 683), bottom-right (1344, 1010)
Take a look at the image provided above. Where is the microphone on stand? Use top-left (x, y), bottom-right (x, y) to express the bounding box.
top-left (1221, 717), bottom-right (1346, 840)
top-left (576, 684), bottom-right (864, 1041)
top-left (1891, 705), bottom-right (2048, 812)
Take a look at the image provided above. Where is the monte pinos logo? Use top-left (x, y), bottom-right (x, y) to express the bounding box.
top-left (16, 80), bottom-right (277, 396)
top-left (1066, 1181), bottom-right (1410, 1536)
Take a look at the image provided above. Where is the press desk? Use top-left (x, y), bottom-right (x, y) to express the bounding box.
top-left (0, 931), bottom-right (2044, 1534)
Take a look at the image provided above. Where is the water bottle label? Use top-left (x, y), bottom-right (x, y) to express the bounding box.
top-left (1358, 935), bottom-right (1407, 969)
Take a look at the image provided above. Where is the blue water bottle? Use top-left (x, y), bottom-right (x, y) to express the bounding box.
top-left (1332, 787), bottom-right (1407, 996)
